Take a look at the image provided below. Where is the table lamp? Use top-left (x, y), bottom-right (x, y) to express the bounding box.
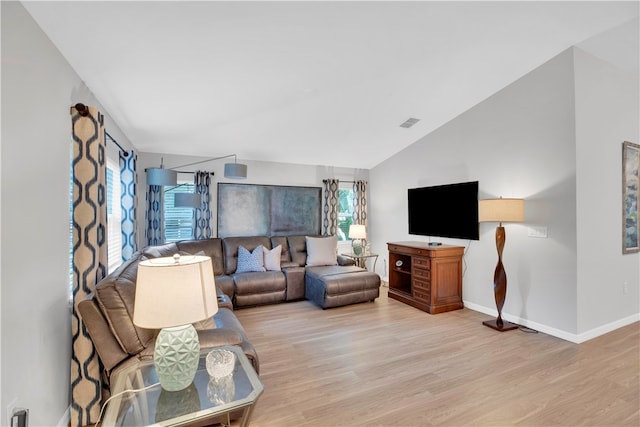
top-left (478, 197), bottom-right (525, 331)
top-left (349, 224), bottom-right (367, 255)
top-left (133, 254), bottom-right (218, 391)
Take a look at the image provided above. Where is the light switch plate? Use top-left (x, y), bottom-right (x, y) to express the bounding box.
top-left (528, 226), bottom-right (548, 238)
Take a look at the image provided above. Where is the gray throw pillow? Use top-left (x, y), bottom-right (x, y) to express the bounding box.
top-left (236, 245), bottom-right (266, 273)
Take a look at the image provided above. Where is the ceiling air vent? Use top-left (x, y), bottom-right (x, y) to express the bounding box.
top-left (400, 117), bottom-right (420, 128)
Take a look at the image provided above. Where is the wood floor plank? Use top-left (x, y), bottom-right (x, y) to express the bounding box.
top-left (233, 288), bottom-right (639, 426)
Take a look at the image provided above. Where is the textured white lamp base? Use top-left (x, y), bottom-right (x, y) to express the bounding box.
top-left (352, 240), bottom-right (363, 255)
top-left (154, 324), bottom-right (200, 391)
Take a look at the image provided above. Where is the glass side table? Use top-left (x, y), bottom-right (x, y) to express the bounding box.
top-left (341, 252), bottom-right (378, 271)
top-left (103, 345), bottom-right (263, 427)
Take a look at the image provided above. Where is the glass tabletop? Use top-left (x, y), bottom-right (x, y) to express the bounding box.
top-left (103, 345), bottom-right (263, 426)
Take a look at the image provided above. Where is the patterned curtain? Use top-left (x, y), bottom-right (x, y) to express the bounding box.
top-left (194, 171), bottom-right (212, 239)
top-left (146, 184), bottom-right (164, 245)
top-left (120, 150), bottom-right (137, 260)
top-left (70, 105), bottom-right (107, 426)
top-left (353, 180), bottom-right (368, 229)
top-left (322, 179), bottom-right (339, 236)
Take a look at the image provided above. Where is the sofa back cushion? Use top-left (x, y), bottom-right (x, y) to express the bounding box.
top-left (223, 236), bottom-right (272, 275)
top-left (270, 236), bottom-right (292, 263)
top-left (287, 235), bottom-right (317, 266)
top-left (141, 242), bottom-right (179, 258)
top-left (94, 252), bottom-right (156, 355)
top-left (177, 238), bottom-right (225, 275)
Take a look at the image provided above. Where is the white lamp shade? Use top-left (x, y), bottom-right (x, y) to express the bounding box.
top-left (349, 224), bottom-right (367, 239)
top-left (133, 255), bottom-right (218, 329)
top-left (224, 162), bottom-right (247, 179)
top-left (478, 198), bottom-right (525, 223)
top-left (147, 168), bottom-right (178, 186)
top-left (174, 192), bottom-right (202, 208)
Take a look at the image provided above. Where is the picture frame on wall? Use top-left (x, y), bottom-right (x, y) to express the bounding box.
top-left (622, 141), bottom-right (639, 254)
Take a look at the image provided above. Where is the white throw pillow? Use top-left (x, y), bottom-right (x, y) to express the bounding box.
top-left (305, 235), bottom-right (338, 267)
top-left (264, 245), bottom-right (282, 271)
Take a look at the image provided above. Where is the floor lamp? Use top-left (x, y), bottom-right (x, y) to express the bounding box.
top-left (478, 198), bottom-right (525, 331)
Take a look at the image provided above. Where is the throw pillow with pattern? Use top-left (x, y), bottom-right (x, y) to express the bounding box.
top-left (236, 245), bottom-right (266, 273)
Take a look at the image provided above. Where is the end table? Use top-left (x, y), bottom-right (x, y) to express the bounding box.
top-left (103, 345), bottom-right (263, 426)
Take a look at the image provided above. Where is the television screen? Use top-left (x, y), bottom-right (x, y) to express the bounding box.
top-left (408, 181), bottom-right (479, 240)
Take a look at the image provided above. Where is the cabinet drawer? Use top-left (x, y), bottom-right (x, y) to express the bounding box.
top-left (413, 287), bottom-right (430, 302)
top-left (388, 244), bottom-right (430, 256)
top-left (412, 267), bottom-right (430, 280)
top-left (413, 279), bottom-right (431, 293)
top-left (413, 257), bottom-right (431, 270)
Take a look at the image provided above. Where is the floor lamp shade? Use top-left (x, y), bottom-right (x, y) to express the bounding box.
top-left (224, 162), bottom-right (247, 179)
top-left (478, 198), bottom-right (525, 223)
top-left (478, 198), bottom-right (524, 331)
top-left (134, 255), bottom-right (218, 390)
top-left (147, 167), bottom-right (178, 186)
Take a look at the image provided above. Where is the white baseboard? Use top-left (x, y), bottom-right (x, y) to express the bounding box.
top-left (462, 300), bottom-right (640, 344)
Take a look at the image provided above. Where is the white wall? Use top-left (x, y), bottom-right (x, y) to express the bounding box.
top-left (370, 39), bottom-right (640, 341)
top-left (136, 152), bottom-right (368, 245)
top-left (1, 3), bottom-right (133, 425)
top-left (370, 49), bottom-right (580, 337)
top-left (574, 45), bottom-right (640, 335)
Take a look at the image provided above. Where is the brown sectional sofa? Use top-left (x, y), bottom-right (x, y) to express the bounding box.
top-left (79, 234), bottom-right (380, 393)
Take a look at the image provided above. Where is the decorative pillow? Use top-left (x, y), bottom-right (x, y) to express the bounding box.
top-left (236, 245), bottom-right (266, 273)
top-left (264, 245), bottom-right (282, 271)
top-left (305, 235), bottom-right (338, 267)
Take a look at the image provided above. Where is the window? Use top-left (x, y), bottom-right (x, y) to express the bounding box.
top-left (164, 182), bottom-right (195, 242)
top-left (337, 184), bottom-right (355, 241)
top-left (106, 154), bottom-right (122, 273)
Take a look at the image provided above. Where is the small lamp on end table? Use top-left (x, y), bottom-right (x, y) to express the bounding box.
top-left (349, 224), bottom-right (367, 255)
top-left (478, 197), bottom-right (525, 332)
top-left (133, 254), bottom-right (219, 391)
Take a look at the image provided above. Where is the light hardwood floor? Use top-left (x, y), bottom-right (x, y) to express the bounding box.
top-left (234, 287), bottom-right (639, 426)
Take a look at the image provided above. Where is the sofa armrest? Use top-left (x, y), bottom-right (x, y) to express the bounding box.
top-left (216, 287), bottom-right (234, 310)
top-left (337, 255), bottom-right (356, 266)
top-left (198, 328), bottom-right (243, 349)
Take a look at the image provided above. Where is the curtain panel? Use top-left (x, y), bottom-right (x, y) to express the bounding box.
top-left (352, 180), bottom-right (368, 228)
top-left (119, 149), bottom-right (137, 260)
top-left (194, 171), bottom-right (212, 239)
top-left (322, 179), bottom-right (339, 236)
top-left (146, 185), bottom-right (164, 245)
top-left (70, 105), bottom-right (107, 427)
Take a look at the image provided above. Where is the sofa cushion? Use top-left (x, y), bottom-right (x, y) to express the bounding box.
top-left (177, 238), bottom-right (225, 275)
top-left (223, 236), bottom-right (272, 274)
top-left (305, 235), bottom-right (338, 266)
top-left (94, 253), bottom-right (156, 355)
top-left (141, 242), bottom-right (179, 258)
top-left (236, 245), bottom-right (266, 273)
top-left (270, 236), bottom-right (292, 263)
top-left (263, 245), bottom-right (282, 271)
top-left (287, 235), bottom-right (310, 266)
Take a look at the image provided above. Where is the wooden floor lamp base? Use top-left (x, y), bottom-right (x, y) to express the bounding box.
top-left (483, 319), bottom-right (519, 331)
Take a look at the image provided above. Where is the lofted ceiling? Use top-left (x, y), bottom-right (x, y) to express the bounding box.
top-left (22, 1), bottom-right (639, 169)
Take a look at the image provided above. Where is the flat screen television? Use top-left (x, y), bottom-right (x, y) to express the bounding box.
top-left (408, 181), bottom-right (479, 240)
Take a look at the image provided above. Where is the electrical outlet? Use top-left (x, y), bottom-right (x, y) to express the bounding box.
top-left (7, 398), bottom-right (17, 427)
top-left (10, 408), bottom-right (28, 427)
top-left (623, 282), bottom-right (629, 295)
